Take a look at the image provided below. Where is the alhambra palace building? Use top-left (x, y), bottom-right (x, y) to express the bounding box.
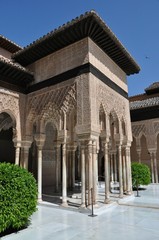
top-left (0, 11), bottom-right (158, 207)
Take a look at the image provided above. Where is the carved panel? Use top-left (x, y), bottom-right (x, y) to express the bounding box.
top-left (76, 74), bottom-right (90, 125)
top-left (97, 81), bottom-right (126, 118)
top-left (132, 124), bottom-right (146, 137)
top-left (0, 88), bottom-right (21, 139)
top-left (0, 88), bottom-right (19, 117)
top-left (154, 122), bottom-right (159, 134)
top-left (26, 82), bottom-right (76, 130)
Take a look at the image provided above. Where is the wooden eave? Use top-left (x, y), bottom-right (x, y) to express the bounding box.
top-left (0, 35), bottom-right (22, 53)
top-left (12, 11), bottom-right (140, 76)
top-left (0, 59), bottom-right (34, 88)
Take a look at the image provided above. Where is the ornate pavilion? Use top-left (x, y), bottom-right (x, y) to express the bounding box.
top-left (0, 11), bottom-right (140, 207)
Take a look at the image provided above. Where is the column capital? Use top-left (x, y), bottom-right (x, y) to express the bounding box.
top-left (34, 133), bottom-right (46, 148)
top-left (54, 141), bottom-right (62, 148)
top-left (13, 140), bottom-right (22, 148)
top-left (148, 148), bottom-right (157, 155)
top-left (124, 140), bottom-right (131, 148)
top-left (21, 140), bottom-right (32, 149)
top-left (58, 129), bottom-right (68, 142)
top-left (67, 144), bottom-right (77, 152)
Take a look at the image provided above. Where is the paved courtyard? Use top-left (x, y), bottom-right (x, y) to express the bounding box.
top-left (2, 184), bottom-right (159, 240)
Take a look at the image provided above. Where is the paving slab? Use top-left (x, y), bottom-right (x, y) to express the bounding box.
top-left (1, 184), bottom-right (159, 240)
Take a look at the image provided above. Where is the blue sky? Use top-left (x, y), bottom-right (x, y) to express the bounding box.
top-left (1, 0), bottom-right (159, 96)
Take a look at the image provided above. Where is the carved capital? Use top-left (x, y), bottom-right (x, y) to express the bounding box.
top-left (34, 133), bottom-right (46, 148)
top-left (21, 140), bottom-right (32, 149)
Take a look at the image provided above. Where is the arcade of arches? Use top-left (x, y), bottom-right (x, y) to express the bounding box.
top-left (0, 82), bottom-right (133, 207)
top-left (131, 120), bottom-right (159, 184)
top-left (130, 82), bottom-right (159, 185)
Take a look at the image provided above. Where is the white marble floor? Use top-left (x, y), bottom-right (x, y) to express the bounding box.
top-left (2, 184), bottom-right (159, 240)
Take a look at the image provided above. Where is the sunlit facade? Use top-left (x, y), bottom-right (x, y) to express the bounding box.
top-left (0, 11), bottom-right (140, 206)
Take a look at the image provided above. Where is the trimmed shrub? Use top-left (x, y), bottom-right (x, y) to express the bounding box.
top-left (131, 162), bottom-right (151, 188)
top-left (0, 162), bottom-right (38, 233)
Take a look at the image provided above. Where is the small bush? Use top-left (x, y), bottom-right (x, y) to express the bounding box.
top-left (131, 162), bottom-right (151, 188)
top-left (0, 162), bottom-right (38, 233)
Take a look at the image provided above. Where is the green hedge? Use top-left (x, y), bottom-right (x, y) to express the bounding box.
top-left (131, 162), bottom-right (151, 187)
top-left (0, 163), bottom-right (38, 233)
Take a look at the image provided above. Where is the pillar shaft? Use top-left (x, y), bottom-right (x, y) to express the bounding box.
top-left (104, 142), bottom-right (110, 203)
top-left (81, 145), bottom-right (86, 207)
top-left (153, 152), bottom-right (158, 183)
top-left (88, 140), bottom-right (93, 205)
top-left (62, 143), bottom-right (68, 206)
top-left (38, 148), bottom-right (42, 201)
top-left (118, 145), bottom-right (123, 198)
top-left (125, 146), bottom-right (132, 194)
top-left (92, 140), bottom-right (98, 204)
top-left (113, 151), bottom-right (117, 182)
top-left (150, 153), bottom-right (155, 183)
top-left (23, 147), bottom-right (30, 170)
top-left (55, 145), bottom-right (60, 192)
top-left (122, 151), bottom-right (126, 192)
top-left (137, 149), bottom-right (141, 163)
top-left (110, 153), bottom-right (114, 182)
top-left (15, 146), bottom-right (20, 165)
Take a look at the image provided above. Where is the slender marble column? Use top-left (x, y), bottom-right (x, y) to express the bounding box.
top-left (110, 153), bottom-right (114, 183)
top-left (150, 152), bottom-right (155, 183)
top-left (67, 148), bottom-right (72, 189)
top-left (113, 151), bottom-right (118, 183)
top-left (62, 142), bottom-right (68, 206)
top-left (92, 140), bottom-right (98, 204)
top-left (23, 147), bottom-right (30, 170)
top-left (55, 145), bottom-right (60, 192)
top-left (38, 147), bottom-right (42, 201)
top-left (153, 152), bottom-right (158, 183)
top-left (81, 144), bottom-right (86, 207)
top-left (104, 142), bottom-right (110, 203)
top-left (85, 147), bottom-right (89, 205)
top-left (125, 146), bottom-right (131, 194)
top-left (122, 150), bottom-right (126, 193)
top-left (35, 134), bottom-right (45, 202)
top-left (136, 149), bottom-right (141, 163)
top-left (88, 140), bottom-right (93, 205)
top-left (15, 146), bottom-right (20, 165)
top-left (118, 145), bottom-right (123, 198)
top-left (71, 148), bottom-right (76, 189)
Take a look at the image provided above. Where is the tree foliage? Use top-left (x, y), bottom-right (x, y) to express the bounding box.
top-left (131, 162), bottom-right (151, 188)
top-left (0, 163), bottom-right (38, 233)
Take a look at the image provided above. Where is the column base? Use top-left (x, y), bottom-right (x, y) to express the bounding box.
top-left (87, 203), bottom-right (99, 208)
top-left (126, 191), bottom-right (132, 195)
top-left (61, 202), bottom-right (68, 207)
top-left (38, 198), bottom-right (43, 203)
top-left (79, 203), bottom-right (86, 208)
top-left (119, 194), bottom-right (123, 198)
top-left (104, 198), bottom-right (110, 204)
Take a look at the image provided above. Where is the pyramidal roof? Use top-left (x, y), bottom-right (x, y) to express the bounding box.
top-left (145, 82), bottom-right (159, 94)
top-left (12, 10), bottom-right (140, 75)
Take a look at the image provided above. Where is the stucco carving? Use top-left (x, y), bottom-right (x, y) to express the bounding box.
top-left (131, 120), bottom-right (158, 149)
top-left (97, 82), bottom-right (126, 119)
top-left (0, 89), bottom-right (19, 117)
top-left (0, 88), bottom-right (21, 139)
top-left (26, 82), bottom-right (76, 133)
top-left (132, 124), bottom-right (146, 137)
top-left (154, 121), bottom-right (159, 135)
